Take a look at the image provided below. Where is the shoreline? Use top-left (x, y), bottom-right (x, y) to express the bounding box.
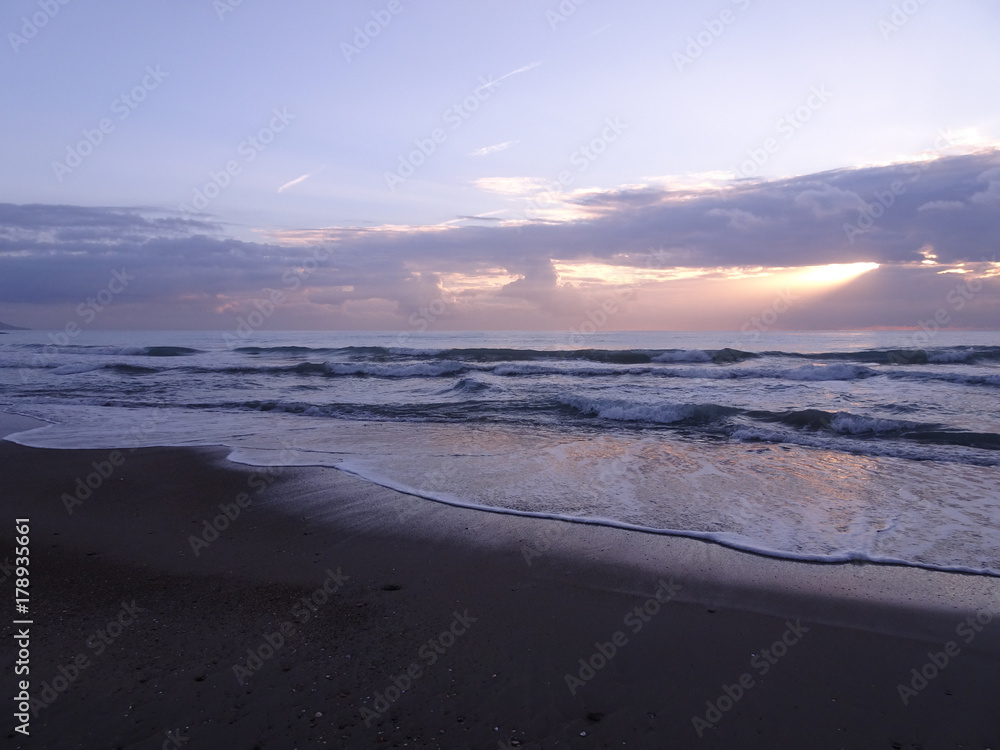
top-left (2, 411), bottom-right (999, 747)
top-left (9, 407), bottom-right (1000, 586)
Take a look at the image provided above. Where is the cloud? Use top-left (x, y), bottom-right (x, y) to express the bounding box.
top-left (478, 61), bottom-right (542, 93)
top-left (970, 167), bottom-right (1000, 204)
top-left (918, 200), bottom-right (965, 211)
top-left (473, 176), bottom-right (551, 196)
top-left (500, 61), bottom-right (541, 78)
top-left (793, 184), bottom-right (866, 218)
top-left (706, 207), bottom-right (768, 230)
top-left (471, 140), bottom-right (518, 157)
top-left (277, 173), bottom-right (312, 193)
top-left (573, 24), bottom-right (613, 43)
top-left (2, 150), bottom-right (998, 330)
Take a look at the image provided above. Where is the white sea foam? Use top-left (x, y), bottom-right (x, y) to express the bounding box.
top-left (323, 360), bottom-right (468, 377)
top-left (781, 363), bottom-right (876, 381)
top-left (559, 395), bottom-right (695, 424)
top-left (828, 413), bottom-right (908, 434)
top-left (6, 403), bottom-right (1000, 576)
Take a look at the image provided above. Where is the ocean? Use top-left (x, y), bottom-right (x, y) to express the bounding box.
top-left (2, 329), bottom-right (998, 575)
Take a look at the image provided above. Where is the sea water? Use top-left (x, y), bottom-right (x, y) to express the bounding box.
top-left (2, 329), bottom-right (998, 575)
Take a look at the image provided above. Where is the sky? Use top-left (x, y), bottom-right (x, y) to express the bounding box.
top-left (1, 0), bottom-right (998, 332)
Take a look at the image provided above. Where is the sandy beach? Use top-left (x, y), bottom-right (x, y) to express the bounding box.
top-left (2, 411), bottom-right (999, 749)
top-left (5, 0), bottom-right (1000, 744)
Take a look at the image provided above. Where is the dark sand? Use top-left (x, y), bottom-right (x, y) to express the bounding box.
top-left (2, 412), bottom-right (999, 749)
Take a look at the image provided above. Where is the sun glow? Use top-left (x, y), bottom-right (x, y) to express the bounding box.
top-left (792, 262), bottom-right (880, 286)
top-left (552, 261), bottom-right (710, 286)
top-left (550, 260), bottom-right (881, 289)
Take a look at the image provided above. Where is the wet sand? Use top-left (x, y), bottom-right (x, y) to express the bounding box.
top-left (2, 412), bottom-right (998, 749)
